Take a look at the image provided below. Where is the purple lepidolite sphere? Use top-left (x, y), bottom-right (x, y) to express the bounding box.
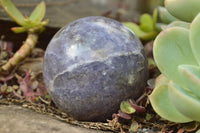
top-left (43, 16), bottom-right (148, 121)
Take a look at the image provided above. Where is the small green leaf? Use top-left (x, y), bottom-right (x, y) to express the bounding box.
top-left (145, 113), bottom-right (152, 121)
top-left (140, 14), bottom-right (153, 32)
top-left (123, 22), bottom-right (147, 38)
top-left (120, 101), bottom-right (135, 114)
top-left (129, 121), bottom-right (139, 132)
top-left (1, 84), bottom-right (7, 93)
top-left (0, 0), bottom-right (25, 26)
top-left (11, 27), bottom-right (26, 33)
top-left (6, 86), bottom-right (13, 93)
top-left (149, 84), bottom-right (192, 123)
top-left (45, 94), bottom-right (50, 99)
top-left (29, 1), bottom-right (46, 24)
top-left (169, 81), bottom-right (200, 121)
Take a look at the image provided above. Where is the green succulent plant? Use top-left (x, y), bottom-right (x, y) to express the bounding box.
top-left (149, 0), bottom-right (200, 123)
top-left (123, 9), bottom-right (160, 41)
top-left (0, 0), bottom-right (48, 74)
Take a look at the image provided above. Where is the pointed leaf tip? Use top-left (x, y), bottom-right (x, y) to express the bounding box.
top-left (0, 0), bottom-right (25, 26)
top-left (29, 1), bottom-right (46, 23)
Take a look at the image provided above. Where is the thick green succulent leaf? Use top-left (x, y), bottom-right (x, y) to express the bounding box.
top-left (0, 0), bottom-right (25, 26)
top-left (149, 84), bottom-right (192, 123)
top-left (153, 27), bottom-right (198, 85)
top-left (123, 22), bottom-right (147, 38)
top-left (178, 65), bottom-right (200, 98)
top-left (29, 1), bottom-right (45, 24)
top-left (190, 13), bottom-right (200, 65)
top-left (140, 14), bottom-right (153, 32)
top-left (155, 74), bottom-right (169, 88)
top-left (11, 26), bottom-right (26, 33)
top-left (164, 21), bottom-right (190, 30)
top-left (168, 81), bottom-right (200, 121)
top-left (165, 0), bottom-right (200, 22)
top-left (157, 6), bottom-right (178, 24)
top-left (120, 101), bottom-right (135, 114)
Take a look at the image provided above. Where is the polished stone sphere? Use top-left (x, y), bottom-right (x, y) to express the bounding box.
top-left (43, 16), bottom-right (148, 121)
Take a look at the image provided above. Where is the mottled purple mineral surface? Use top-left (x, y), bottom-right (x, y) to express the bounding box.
top-left (43, 16), bottom-right (148, 121)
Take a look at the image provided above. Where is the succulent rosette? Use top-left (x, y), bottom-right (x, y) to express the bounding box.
top-left (149, 0), bottom-right (200, 123)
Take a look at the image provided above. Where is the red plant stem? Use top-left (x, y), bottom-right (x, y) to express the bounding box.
top-left (1, 33), bottom-right (38, 73)
top-left (129, 100), bottom-right (146, 113)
